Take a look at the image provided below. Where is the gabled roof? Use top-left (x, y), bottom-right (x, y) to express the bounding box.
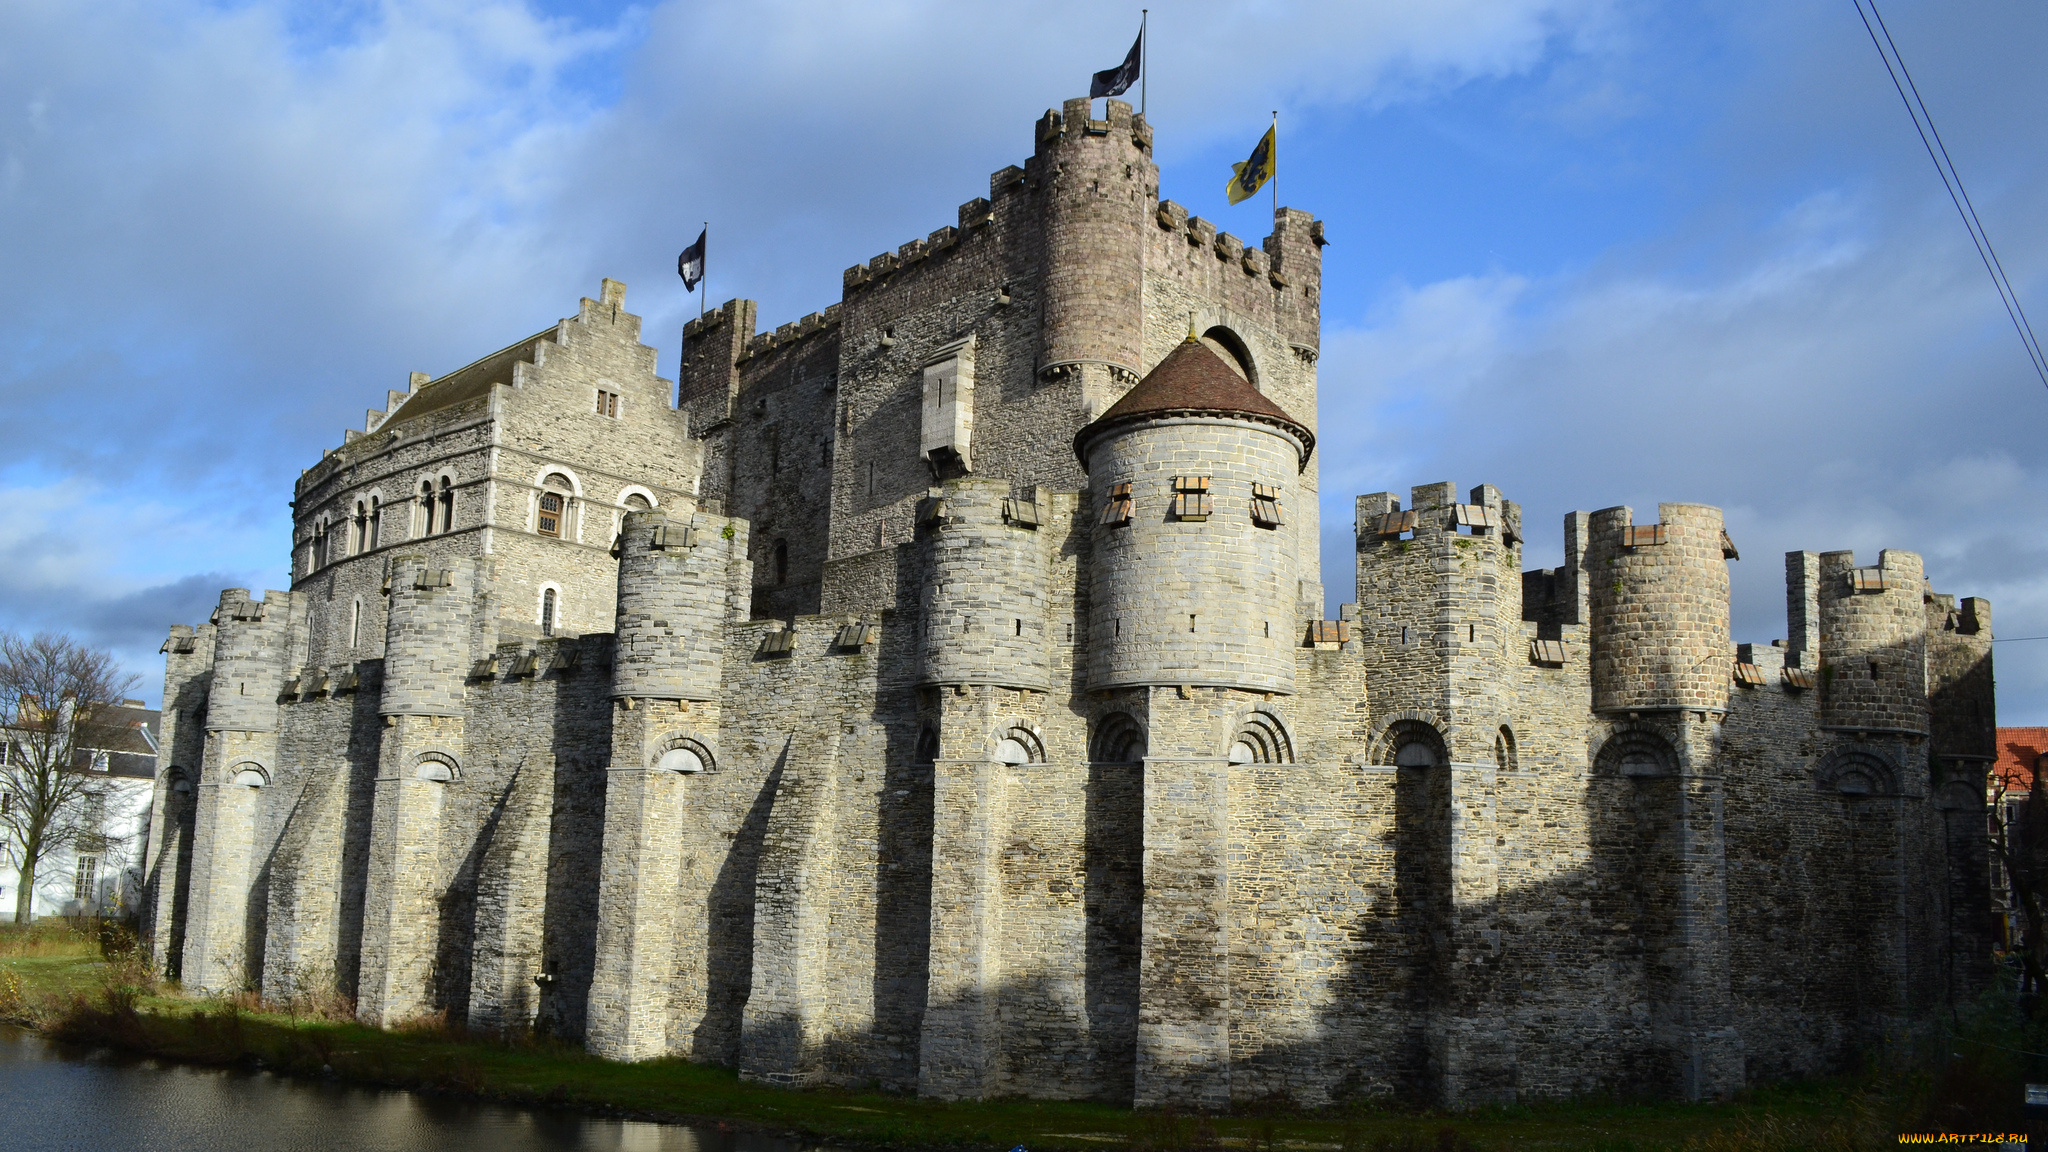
top-left (1073, 337), bottom-right (1314, 471)
top-left (1, 701), bottom-right (160, 780)
top-left (1996, 726), bottom-right (2048, 793)
top-left (381, 328), bottom-right (557, 429)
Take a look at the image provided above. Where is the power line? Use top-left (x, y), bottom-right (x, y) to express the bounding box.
top-left (1852, 0), bottom-right (2048, 389)
top-left (1991, 636), bottom-right (2048, 644)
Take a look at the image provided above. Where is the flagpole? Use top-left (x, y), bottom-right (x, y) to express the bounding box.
top-left (1140, 10), bottom-right (1147, 118)
top-left (700, 221), bottom-right (707, 323)
top-left (1271, 111), bottom-right (1279, 216)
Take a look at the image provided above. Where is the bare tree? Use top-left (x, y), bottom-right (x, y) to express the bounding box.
top-left (0, 632), bottom-right (139, 924)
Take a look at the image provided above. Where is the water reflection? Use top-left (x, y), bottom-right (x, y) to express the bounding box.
top-left (0, 1025), bottom-right (834, 1152)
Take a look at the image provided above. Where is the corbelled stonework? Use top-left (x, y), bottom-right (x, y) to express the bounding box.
top-left (141, 97), bottom-right (1996, 1110)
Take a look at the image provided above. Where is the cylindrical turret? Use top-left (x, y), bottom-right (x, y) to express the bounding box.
top-left (206, 590), bottom-right (291, 732)
top-left (612, 509), bottom-right (734, 701)
top-left (1036, 97), bottom-right (1154, 386)
top-left (918, 479), bottom-right (1051, 691)
top-left (1077, 338), bottom-right (1312, 695)
top-left (1587, 502), bottom-right (1731, 713)
top-left (380, 556), bottom-right (476, 717)
top-left (1818, 549), bottom-right (1929, 733)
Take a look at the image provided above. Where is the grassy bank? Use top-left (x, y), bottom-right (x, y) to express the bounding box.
top-left (0, 924), bottom-right (2011, 1150)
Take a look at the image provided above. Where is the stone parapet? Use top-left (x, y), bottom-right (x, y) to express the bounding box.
top-left (1588, 503), bottom-right (1731, 713)
top-left (918, 479), bottom-right (1051, 691)
top-left (1818, 549), bottom-right (1930, 734)
top-left (380, 557), bottom-right (477, 717)
top-left (612, 509), bottom-right (742, 701)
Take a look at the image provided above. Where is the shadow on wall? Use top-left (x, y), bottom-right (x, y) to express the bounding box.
top-left (695, 758), bottom-right (780, 1061)
top-left (535, 641), bottom-right (614, 1040)
top-left (191, 614), bottom-right (1986, 1107)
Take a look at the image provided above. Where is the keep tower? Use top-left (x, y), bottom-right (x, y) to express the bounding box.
top-left (1034, 96), bottom-right (1155, 410)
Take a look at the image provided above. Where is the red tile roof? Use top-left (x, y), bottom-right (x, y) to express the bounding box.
top-left (1994, 727), bottom-right (2048, 793)
top-left (1074, 337), bottom-right (1313, 470)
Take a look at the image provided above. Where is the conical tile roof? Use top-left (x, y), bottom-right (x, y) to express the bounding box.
top-left (1073, 337), bottom-right (1314, 471)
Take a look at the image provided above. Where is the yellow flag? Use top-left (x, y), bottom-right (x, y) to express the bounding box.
top-left (1226, 124), bottom-right (1276, 205)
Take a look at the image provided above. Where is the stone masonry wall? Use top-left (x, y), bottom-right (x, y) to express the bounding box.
top-left (1818, 549), bottom-right (1930, 734)
top-left (1087, 418), bottom-right (1306, 694)
top-left (1587, 504), bottom-right (1732, 714)
top-left (918, 478), bottom-right (1053, 691)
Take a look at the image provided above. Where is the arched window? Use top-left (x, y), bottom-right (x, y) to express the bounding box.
top-left (1375, 718), bottom-right (1447, 768)
top-left (1200, 325), bottom-right (1257, 384)
top-left (1495, 726), bottom-right (1518, 773)
top-left (657, 747), bottom-right (705, 773)
top-left (438, 478), bottom-right (455, 535)
top-left (537, 473), bottom-right (572, 538)
top-left (1092, 713), bottom-right (1146, 764)
top-left (1393, 741), bottom-right (1439, 767)
top-left (1595, 730), bottom-right (1677, 779)
top-left (993, 728), bottom-right (1044, 766)
top-left (368, 495), bottom-right (382, 550)
top-left (414, 752), bottom-right (458, 783)
top-left (415, 482), bottom-right (433, 538)
top-left (652, 737), bottom-right (715, 775)
top-left (1227, 712), bottom-right (1294, 765)
top-left (310, 521), bottom-right (325, 570)
top-left (352, 501), bottom-right (368, 555)
top-left (350, 597), bottom-right (363, 649)
top-left (1814, 748), bottom-right (1900, 797)
top-left (541, 588), bottom-right (557, 636)
top-left (773, 539), bottom-right (789, 585)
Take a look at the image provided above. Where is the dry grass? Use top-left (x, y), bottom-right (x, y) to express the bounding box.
top-left (0, 935), bottom-right (2013, 1152)
top-left (0, 920), bottom-right (94, 959)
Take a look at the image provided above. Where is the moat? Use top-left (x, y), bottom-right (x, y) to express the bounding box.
top-left (0, 1025), bottom-right (832, 1152)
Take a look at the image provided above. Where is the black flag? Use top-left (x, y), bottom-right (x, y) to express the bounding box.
top-left (1090, 28), bottom-right (1141, 99)
top-left (677, 228), bottom-right (705, 292)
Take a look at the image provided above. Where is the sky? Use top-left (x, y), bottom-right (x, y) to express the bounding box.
top-left (2, 0), bottom-right (2045, 720)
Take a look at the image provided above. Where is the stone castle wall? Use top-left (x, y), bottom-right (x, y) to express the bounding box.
top-left (143, 98), bottom-right (1996, 1114)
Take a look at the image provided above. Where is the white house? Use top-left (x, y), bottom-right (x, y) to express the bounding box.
top-left (0, 700), bottom-right (158, 920)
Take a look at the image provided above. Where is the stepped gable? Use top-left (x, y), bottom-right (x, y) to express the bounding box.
top-left (1074, 336), bottom-right (1314, 470)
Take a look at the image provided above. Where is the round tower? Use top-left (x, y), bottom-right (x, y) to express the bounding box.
top-left (380, 557), bottom-right (477, 717)
top-left (917, 479), bottom-right (1052, 691)
top-left (1817, 549), bottom-right (1929, 733)
top-left (1076, 337), bottom-right (1313, 695)
top-left (1587, 502), bottom-right (1731, 713)
top-left (1036, 96), bottom-right (1154, 391)
top-left (612, 509), bottom-right (733, 702)
top-left (205, 589), bottom-right (292, 732)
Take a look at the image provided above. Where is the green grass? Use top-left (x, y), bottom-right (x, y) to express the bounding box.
top-left (0, 924), bottom-right (1988, 1150)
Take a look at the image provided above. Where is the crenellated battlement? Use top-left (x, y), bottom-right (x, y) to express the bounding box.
top-left (1033, 96), bottom-right (1151, 152)
top-left (739, 304), bottom-right (842, 361)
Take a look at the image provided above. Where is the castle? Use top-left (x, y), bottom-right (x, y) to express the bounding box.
top-left (141, 98), bottom-right (1997, 1109)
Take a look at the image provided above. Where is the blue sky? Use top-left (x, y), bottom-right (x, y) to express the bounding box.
top-left (4, 0), bottom-right (2046, 720)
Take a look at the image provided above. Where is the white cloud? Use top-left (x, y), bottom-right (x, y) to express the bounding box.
top-left (1314, 153), bottom-right (2048, 717)
top-left (0, 477), bottom-right (279, 701)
